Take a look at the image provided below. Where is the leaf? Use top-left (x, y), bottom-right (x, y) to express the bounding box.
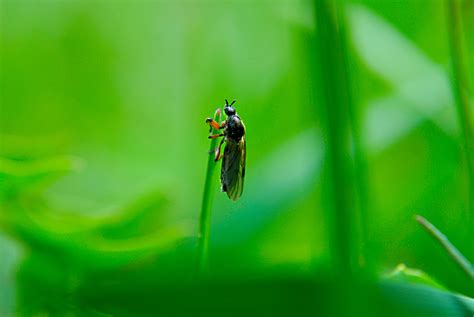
top-left (381, 281), bottom-right (474, 317)
top-left (385, 263), bottom-right (447, 290)
top-left (0, 156), bottom-right (84, 201)
top-left (2, 191), bottom-right (192, 271)
top-left (348, 5), bottom-right (458, 153)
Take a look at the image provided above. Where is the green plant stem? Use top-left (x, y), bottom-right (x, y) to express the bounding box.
top-left (197, 109), bottom-right (221, 275)
top-left (446, 0), bottom-right (474, 219)
top-left (314, 0), bottom-right (357, 278)
top-left (337, 2), bottom-right (371, 272)
top-left (415, 215), bottom-right (473, 280)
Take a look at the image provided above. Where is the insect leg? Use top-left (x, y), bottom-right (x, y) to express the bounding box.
top-left (206, 108), bottom-right (223, 132)
top-left (206, 118), bottom-right (221, 131)
top-left (208, 133), bottom-right (224, 139)
top-left (206, 119), bottom-right (226, 131)
top-left (214, 137), bottom-right (226, 161)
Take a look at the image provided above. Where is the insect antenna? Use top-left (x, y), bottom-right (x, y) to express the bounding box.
top-left (230, 100), bottom-right (236, 106)
top-left (225, 99), bottom-right (229, 106)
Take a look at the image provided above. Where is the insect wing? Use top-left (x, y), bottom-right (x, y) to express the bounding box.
top-left (221, 136), bottom-right (246, 200)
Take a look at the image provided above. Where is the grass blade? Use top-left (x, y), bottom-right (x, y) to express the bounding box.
top-left (446, 0), bottom-right (474, 218)
top-left (313, 0), bottom-right (359, 277)
top-left (415, 215), bottom-right (473, 280)
top-left (197, 108), bottom-right (222, 275)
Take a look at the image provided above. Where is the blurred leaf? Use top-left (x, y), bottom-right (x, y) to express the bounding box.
top-left (96, 190), bottom-right (171, 239)
top-left (348, 4), bottom-right (457, 153)
top-left (2, 191), bottom-right (192, 271)
top-left (0, 155), bottom-right (84, 201)
top-left (381, 281), bottom-right (474, 317)
top-left (0, 156), bottom-right (83, 177)
top-left (385, 263), bottom-right (447, 290)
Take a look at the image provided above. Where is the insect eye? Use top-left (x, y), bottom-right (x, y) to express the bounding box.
top-left (225, 107), bottom-right (235, 115)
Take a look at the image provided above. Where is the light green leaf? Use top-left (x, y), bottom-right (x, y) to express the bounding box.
top-left (348, 5), bottom-right (458, 152)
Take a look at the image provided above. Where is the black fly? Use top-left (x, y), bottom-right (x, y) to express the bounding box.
top-left (206, 99), bottom-right (246, 201)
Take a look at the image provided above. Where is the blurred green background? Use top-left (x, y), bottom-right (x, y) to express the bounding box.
top-left (1, 0), bottom-right (473, 316)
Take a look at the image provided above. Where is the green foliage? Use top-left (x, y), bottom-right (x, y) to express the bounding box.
top-left (386, 263), bottom-right (447, 290)
top-left (1, 0), bottom-right (473, 316)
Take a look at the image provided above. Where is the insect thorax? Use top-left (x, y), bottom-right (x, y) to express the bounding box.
top-left (225, 116), bottom-right (245, 141)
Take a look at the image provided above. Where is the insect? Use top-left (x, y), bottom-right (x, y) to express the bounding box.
top-left (206, 99), bottom-right (246, 201)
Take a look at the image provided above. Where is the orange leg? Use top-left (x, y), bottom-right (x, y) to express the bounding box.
top-left (206, 118), bottom-right (220, 130)
top-left (206, 119), bottom-right (226, 132)
top-left (206, 108), bottom-right (227, 133)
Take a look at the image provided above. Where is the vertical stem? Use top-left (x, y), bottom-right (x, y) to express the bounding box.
top-left (197, 108), bottom-right (221, 275)
top-left (338, 4), bottom-right (371, 272)
top-left (314, 0), bottom-right (357, 278)
top-left (446, 0), bottom-right (474, 222)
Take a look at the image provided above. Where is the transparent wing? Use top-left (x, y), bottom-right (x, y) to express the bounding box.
top-left (221, 136), bottom-right (246, 201)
